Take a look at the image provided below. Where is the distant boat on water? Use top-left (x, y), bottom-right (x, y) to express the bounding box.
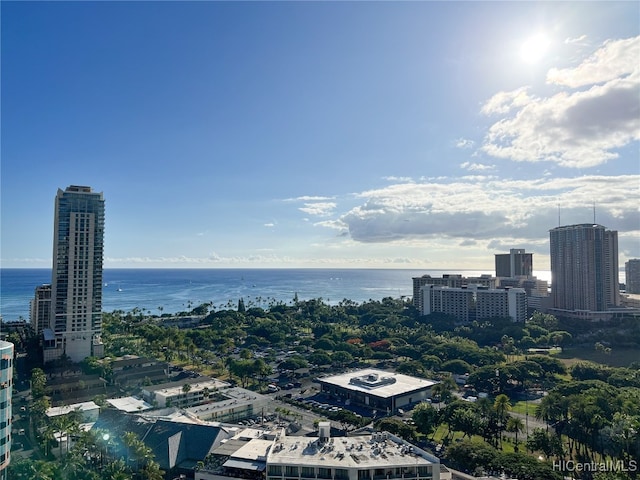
top-left (117, 288), bottom-right (123, 292)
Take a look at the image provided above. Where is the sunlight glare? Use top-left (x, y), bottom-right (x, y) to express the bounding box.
top-left (520, 33), bottom-right (551, 63)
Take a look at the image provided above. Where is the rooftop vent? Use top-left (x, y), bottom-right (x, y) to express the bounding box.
top-left (319, 421), bottom-right (331, 442)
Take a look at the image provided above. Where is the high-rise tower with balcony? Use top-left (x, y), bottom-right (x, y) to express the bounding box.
top-left (47, 185), bottom-right (105, 362)
top-left (495, 248), bottom-right (533, 278)
top-left (626, 259), bottom-right (640, 294)
top-left (30, 284), bottom-right (52, 335)
top-left (0, 340), bottom-right (14, 479)
top-left (549, 224), bottom-right (619, 312)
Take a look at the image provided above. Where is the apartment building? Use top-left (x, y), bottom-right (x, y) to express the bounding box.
top-left (550, 224), bottom-right (619, 312)
top-left (47, 185), bottom-right (105, 362)
top-left (0, 341), bottom-right (14, 480)
top-left (421, 285), bottom-right (527, 323)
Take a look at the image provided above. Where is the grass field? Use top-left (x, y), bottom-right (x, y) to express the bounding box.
top-left (555, 346), bottom-right (640, 368)
top-left (511, 400), bottom-right (537, 415)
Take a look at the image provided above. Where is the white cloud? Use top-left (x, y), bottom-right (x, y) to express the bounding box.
top-left (455, 138), bottom-right (475, 149)
top-left (314, 219), bottom-right (347, 231)
top-left (383, 176), bottom-right (414, 182)
top-left (564, 35), bottom-right (588, 46)
top-left (0, 257), bottom-right (50, 266)
top-left (481, 88), bottom-right (533, 115)
top-left (264, 223), bottom-right (275, 228)
top-left (460, 161), bottom-right (495, 171)
top-left (298, 202), bottom-right (337, 217)
top-left (284, 195), bottom-right (334, 202)
top-left (481, 36), bottom-right (640, 168)
top-left (337, 176), bottom-right (640, 244)
top-left (548, 36), bottom-right (639, 87)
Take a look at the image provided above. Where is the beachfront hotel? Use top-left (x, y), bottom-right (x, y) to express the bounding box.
top-left (411, 274), bottom-right (496, 311)
top-left (549, 223), bottom-right (620, 313)
top-left (420, 284), bottom-right (527, 323)
top-left (43, 185), bottom-right (105, 363)
top-left (0, 341), bottom-right (14, 480)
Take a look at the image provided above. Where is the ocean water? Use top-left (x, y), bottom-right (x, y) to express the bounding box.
top-left (0, 268), bottom-right (516, 322)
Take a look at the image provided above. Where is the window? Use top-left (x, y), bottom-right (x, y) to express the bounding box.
top-left (318, 468), bottom-right (331, 479)
top-left (358, 470), bottom-right (371, 480)
top-left (336, 469), bottom-right (349, 480)
top-left (268, 466), bottom-right (282, 476)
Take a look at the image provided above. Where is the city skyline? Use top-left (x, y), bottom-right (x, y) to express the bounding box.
top-left (2, 2), bottom-right (639, 270)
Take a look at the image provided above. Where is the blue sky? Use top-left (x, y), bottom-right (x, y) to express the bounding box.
top-left (1, 1), bottom-right (639, 270)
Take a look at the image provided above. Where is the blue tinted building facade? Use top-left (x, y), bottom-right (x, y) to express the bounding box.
top-left (47, 185), bottom-right (105, 362)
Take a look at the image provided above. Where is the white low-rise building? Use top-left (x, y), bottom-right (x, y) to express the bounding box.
top-left (46, 401), bottom-right (100, 423)
top-left (266, 424), bottom-right (449, 480)
top-left (186, 387), bottom-right (270, 423)
top-left (317, 369), bottom-right (437, 414)
top-left (142, 377), bottom-right (229, 408)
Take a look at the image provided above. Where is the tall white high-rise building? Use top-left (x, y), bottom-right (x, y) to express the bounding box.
top-left (549, 224), bottom-right (619, 312)
top-left (46, 185), bottom-right (105, 362)
top-left (0, 341), bottom-right (14, 480)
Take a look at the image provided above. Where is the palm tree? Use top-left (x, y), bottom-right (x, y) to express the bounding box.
top-left (506, 416), bottom-right (525, 451)
top-left (60, 450), bottom-right (88, 479)
top-left (494, 394), bottom-right (512, 448)
top-left (40, 420), bottom-right (57, 458)
top-left (536, 391), bottom-right (569, 437)
top-left (132, 438), bottom-right (154, 473)
top-left (122, 431), bottom-right (139, 468)
top-left (182, 383), bottom-right (192, 397)
top-left (141, 459), bottom-right (165, 480)
top-left (8, 458), bottom-right (59, 480)
top-left (431, 377), bottom-right (456, 404)
top-left (103, 458), bottom-right (130, 480)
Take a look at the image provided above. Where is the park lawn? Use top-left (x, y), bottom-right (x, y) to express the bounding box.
top-left (430, 424), bottom-right (485, 445)
top-left (555, 346), bottom-right (640, 368)
top-left (510, 400), bottom-right (536, 416)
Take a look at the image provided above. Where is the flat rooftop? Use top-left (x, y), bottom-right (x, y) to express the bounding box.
top-left (47, 401), bottom-right (99, 417)
top-left (232, 438), bottom-right (273, 462)
top-left (268, 433), bottom-right (439, 469)
top-left (149, 378), bottom-right (228, 399)
top-left (107, 396), bottom-right (153, 412)
top-left (317, 369), bottom-right (436, 398)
